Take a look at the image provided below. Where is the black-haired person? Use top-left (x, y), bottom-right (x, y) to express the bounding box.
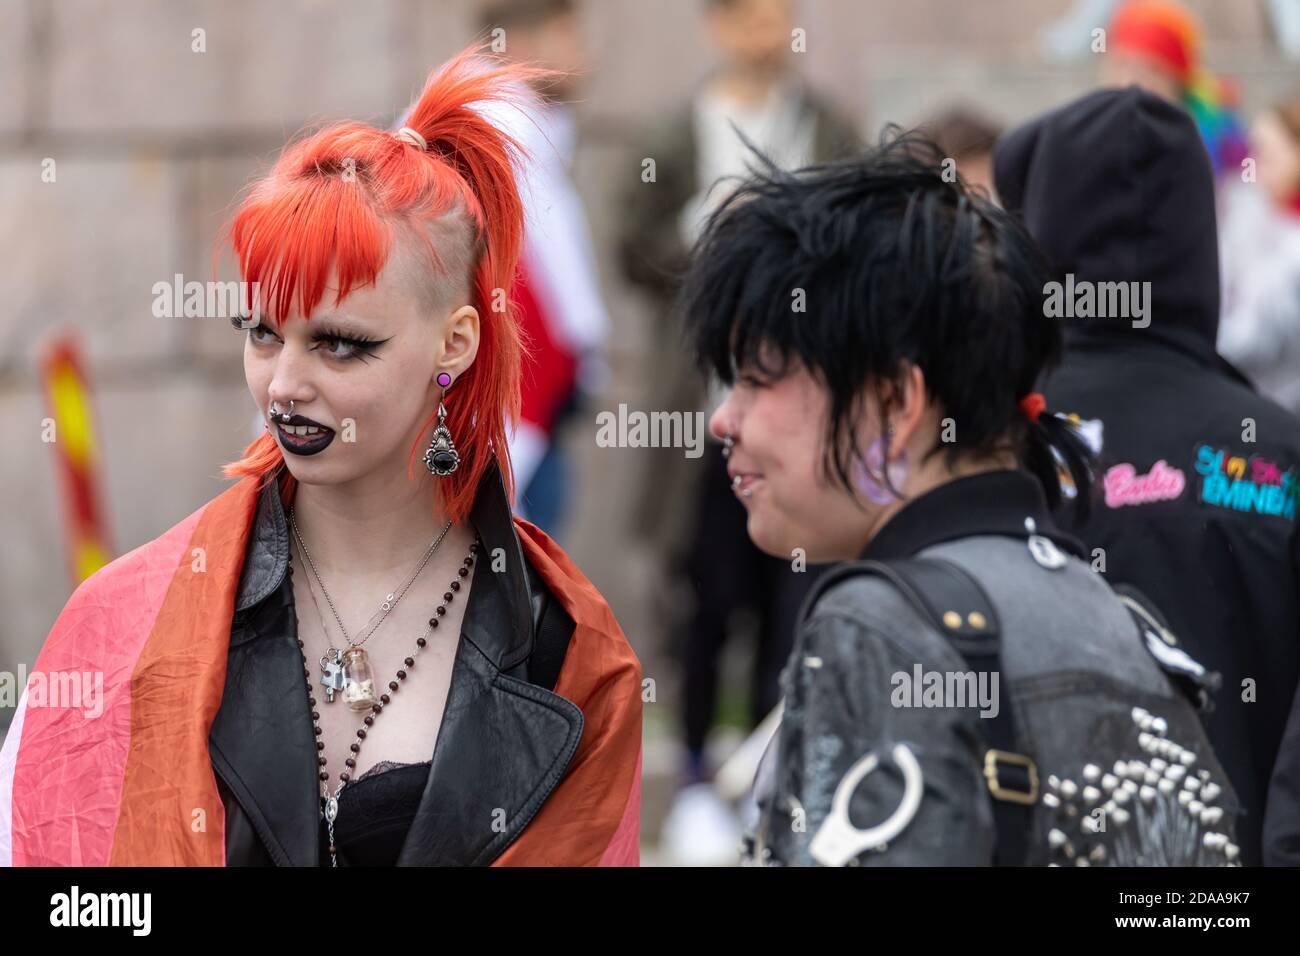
top-left (995, 87), bottom-right (1300, 867)
top-left (681, 134), bottom-right (1238, 866)
top-left (618, 0), bottom-right (860, 864)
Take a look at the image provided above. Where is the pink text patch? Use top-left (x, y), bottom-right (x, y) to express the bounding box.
top-left (1104, 460), bottom-right (1186, 508)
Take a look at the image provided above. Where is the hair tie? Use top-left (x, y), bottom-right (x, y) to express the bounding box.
top-left (1018, 392), bottom-right (1047, 423)
top-left (394, 126), bottom-right (428, 150)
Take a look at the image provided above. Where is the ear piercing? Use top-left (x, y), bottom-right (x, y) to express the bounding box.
top-left (423, 372), bottom-right (460, 476)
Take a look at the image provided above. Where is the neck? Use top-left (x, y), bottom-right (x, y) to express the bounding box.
top-left (287, 467), bottom-right (457, 580)
top-left (857, 450), bottom-right (1017, 555)
top-left (712, 65), bottom-right (784, 109)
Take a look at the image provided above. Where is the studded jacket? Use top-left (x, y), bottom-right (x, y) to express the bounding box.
top-left (747, 470), bottom-right (1240, 867)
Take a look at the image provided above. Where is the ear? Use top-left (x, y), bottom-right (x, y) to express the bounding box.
top-left (436, 304), bottom-right (480, 384)
top-left (885, 363), bottom-right (929, 458)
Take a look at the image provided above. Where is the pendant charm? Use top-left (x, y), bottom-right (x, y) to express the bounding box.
top-left (341, 646), bottom-right (379, 712)
top-left (423, 402), bottom-right (460, 476)
top-left (320, 649), bottom-right (345, 703)
top-left (324, 795), bottom-right (338, 824)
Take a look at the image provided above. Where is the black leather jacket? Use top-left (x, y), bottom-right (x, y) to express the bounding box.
top-left (209, 461), bottom-right (582, 865)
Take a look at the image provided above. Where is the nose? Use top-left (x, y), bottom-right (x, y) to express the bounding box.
top-left (265, 337), bottom-right (316, 412)
top-left (709, 389), bottom-right (738, 443)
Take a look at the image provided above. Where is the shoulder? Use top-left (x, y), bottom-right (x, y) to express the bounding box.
top-left (803, 565), bottom-right (968, 670)
top-left (47, 480), bottom-right (254, 653)
top-left (513, 518), bottom-right (640, 677)
top-left (64, 498), bottom-right (210, 614)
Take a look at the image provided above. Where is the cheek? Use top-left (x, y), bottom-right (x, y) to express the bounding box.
top-left (243, 341), bottom-right (270, 402)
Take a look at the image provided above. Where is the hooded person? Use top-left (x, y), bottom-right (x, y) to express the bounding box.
top-left (995, 86), bottom-right (1300, 866)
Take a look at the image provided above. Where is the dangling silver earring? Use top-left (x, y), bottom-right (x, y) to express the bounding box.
top-left (423, 372), bottom-right (460, 477)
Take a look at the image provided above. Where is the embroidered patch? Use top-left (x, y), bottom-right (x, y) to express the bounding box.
top-left (1104, 460), bottom-right (1186, 508)
top-left (1194, 444), bottom-right (1300, 519)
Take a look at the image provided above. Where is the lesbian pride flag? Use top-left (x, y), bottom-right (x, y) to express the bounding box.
top-left (0, 472), bottom-right (640, 866)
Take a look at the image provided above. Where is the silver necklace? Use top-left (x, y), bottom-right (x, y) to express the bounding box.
top-left (288, 506), bottom-right (453, 707)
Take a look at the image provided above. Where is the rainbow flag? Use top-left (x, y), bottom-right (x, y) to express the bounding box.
top-left (0, 473), bottom-right (641, 865)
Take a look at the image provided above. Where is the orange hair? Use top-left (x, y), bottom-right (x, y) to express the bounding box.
top-left (220, 45), bottom-right (549, 525)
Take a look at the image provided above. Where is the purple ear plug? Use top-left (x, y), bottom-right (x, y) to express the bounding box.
top-left (854, 436), bottom-right (908, 504)
top-left (437, 372), bottom-right (452, 388)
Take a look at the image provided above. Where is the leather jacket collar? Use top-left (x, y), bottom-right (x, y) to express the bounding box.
top-left (210, 458), bottom-right (584, 866)
top-left (861, 469), bottom-right (1087, 562)
top-left (233, 457), bottom-right (537, 671)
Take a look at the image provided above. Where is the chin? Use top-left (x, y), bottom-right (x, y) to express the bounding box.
top-left (275, 445), bottom-right (351, 484)
top-left (744, 512), bottom-right (795, 562)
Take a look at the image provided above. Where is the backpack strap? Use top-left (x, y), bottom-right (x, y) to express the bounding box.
top-left (801, 557), bottom-right (1037, 865)
top-left (1111, 583), bottom-right (1221, 712)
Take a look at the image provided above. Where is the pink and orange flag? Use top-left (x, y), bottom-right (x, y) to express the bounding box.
top-left (0, 473), bottom-right (641, 866)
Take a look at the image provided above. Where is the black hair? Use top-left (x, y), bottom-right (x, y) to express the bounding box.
top-left (680, 127), bottom-right (1094, 517)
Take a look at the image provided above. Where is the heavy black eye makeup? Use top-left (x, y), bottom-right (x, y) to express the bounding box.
top-left (312, 325), bottom-right (391, 363)
top-left (247, 322), bottom-right (391, 363)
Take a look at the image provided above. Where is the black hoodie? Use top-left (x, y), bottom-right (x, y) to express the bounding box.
top-left (996, 87), bottom-right (1300, 866)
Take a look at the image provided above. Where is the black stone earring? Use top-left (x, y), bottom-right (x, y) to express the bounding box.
top-left (423, 372), bottom-right (460, 477)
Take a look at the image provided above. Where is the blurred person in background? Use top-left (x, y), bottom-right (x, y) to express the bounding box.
top-left (475, 0), bottom-right (609, 538)
top-left (996, 86), bottom-right (1300, 866)
top-left (617, 0), bottom-right (859, 864)
top-left (1217, 92), bottom-right (1300, 414)
top-left (683, 134), bottom-right (1234, 867)
top-left (1098, 0), bottom-right (1248, 178)
top-left (921, 106), bottom-right (1004, 202)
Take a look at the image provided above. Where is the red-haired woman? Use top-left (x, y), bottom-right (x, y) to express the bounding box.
top-left (0, 48), bottom-right (642, 868)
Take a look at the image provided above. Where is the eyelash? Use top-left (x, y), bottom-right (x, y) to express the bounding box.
top-left (249, 323), bottom-right (385, 362)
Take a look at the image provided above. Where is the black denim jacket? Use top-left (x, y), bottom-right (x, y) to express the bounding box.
top-left (749, 470), bottom-right (1240, 866)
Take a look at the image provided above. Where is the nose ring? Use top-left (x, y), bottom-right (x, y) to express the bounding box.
top-left (722, 433), bottom-right (735, 459)
top-left (270, 400), bottom-right (295, 424)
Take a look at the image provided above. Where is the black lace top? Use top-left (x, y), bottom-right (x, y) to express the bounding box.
top-left (318, 759), bottom-right (433, 866)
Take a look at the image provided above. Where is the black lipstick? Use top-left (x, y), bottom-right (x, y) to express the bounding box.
top-left (272, 414), bottom-right (336, 456)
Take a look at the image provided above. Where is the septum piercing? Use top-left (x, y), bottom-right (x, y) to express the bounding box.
top-left (270, 400), bottom-right (295, 424)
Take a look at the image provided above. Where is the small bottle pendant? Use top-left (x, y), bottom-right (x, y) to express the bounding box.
top-left (341, 646), bottom-right (379, 712)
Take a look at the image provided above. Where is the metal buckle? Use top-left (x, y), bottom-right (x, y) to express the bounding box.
top-left (983, 749), bottom-right (1039, 805)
